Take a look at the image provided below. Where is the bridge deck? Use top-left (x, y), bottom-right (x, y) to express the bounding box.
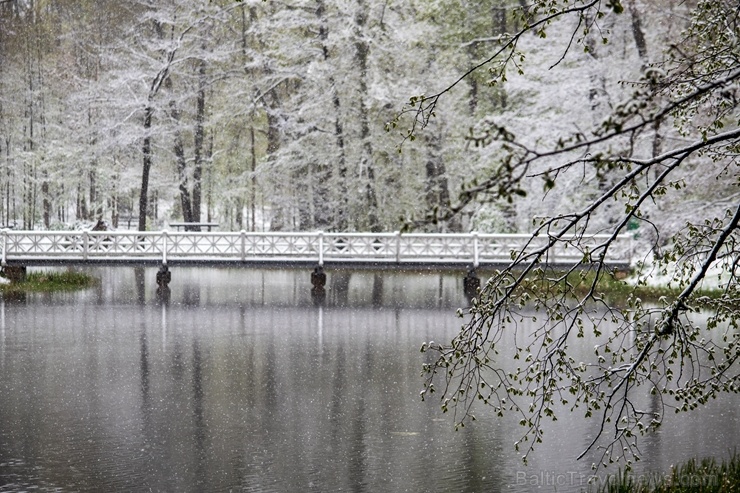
top-left (0, 230), bottom-right (632, 270)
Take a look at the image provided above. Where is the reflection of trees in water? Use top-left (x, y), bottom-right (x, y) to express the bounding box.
top-left (64, 267), bottom-right (472, 310)
top-left (138, 319), bottom-right (156, 484)
top-left (139, 326), bottom-right (150, 410)
top-left (437, 274), bottom-right (444, 307)
top-left (330, 344), bottom-right (347, 435)
top-left (0, 300), bottom-right (735, 491)
top-left (640, 384), bottom-right (664, 472)
top-left (183, 282), bottom-right (201, 306)
top-left (329, 271), bottom-right (351, 307)
top-left (134, 267), bottom-right (146, 305)
top-left (347, 397), bottom-right (367, 490)
top-left (371, 273), bottom-right (383, 307)
top-left (192, 337), bottom-right (207, 489)
top-left (324, 271), bottom-right (465, 309)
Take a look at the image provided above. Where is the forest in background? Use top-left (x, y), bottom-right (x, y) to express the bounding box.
top-left (0, 0), bottom-right (696, 235)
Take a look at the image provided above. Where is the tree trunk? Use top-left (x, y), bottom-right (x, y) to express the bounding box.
top-left (265, 108), bottom-right (284, 231)
top-left (23, 26), bottom-right (35, 229)
top-left (495, 3), bottom-right (508, 109)
top-left (626, 1), bottom-right (661, 166)
top-left (88, 106), bottom-right (98, 220)
top-left (317, 0), bottom-right (347, 231)
top-left (354, 0), bottom-right (379, 232)
top-left (138, 105), bottom-right (153, 231)
top-left (205, 132), bottom-right (213, 224)
top-left (174, 128), bottom-right (194, 224)
top-left (249, 123), bottom-right (257, 231)
top-left (138, 18), bottom-right (175, 231)
top-left (42, 176), bottom-right (49, 228)
top-left (628, 0), bottom-right (648, 63)
top-left (192, 52), bottom-right (207, 225)
top-left (168, 77), bottom-right (194, 225)
top-left (467, 41), bottom-right (479, 115)
top-left (424, 128), bottom-right (456, 231)
top-left (89, 169), bottom-right (97, 219)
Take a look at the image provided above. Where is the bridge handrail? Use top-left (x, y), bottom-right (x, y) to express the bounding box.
top-left (0, 229), bottom-right (632, 267)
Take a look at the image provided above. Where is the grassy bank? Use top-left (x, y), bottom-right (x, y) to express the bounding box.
top-left (0, 270), bottom-right (96, 293)
top-left (591, 453), bottom-right (739, 493)
top-left (580, 272), bottom-right (724, 303)
top-left (509, 268), bottom-right (726, 306)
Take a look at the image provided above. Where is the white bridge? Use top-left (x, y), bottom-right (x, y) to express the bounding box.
top-left (0, 230), bottom-right (631, 270)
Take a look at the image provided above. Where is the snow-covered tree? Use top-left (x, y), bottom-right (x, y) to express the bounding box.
top-left (0, 0), bottom-right (486, 232)
top-left (100, 0), bottom-right (243, 230)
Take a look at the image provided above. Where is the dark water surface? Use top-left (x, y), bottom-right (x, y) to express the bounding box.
top-left (0, 268), bottom-right (737, 492)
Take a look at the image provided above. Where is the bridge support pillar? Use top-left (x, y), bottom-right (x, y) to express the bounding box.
top-left (311, 265), bottom-right (326, 304)
top-left (463, 269), bottom-right (480, 300)
top-left (156, 265), bottom-right (172, 304)
top-left (2, 265), bottom-right (27, 283)
top-left (156, 265), bottom-right (171, 288)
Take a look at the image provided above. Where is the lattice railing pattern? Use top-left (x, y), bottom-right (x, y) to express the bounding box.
top-left (0, 230), bottom-right (631, 266)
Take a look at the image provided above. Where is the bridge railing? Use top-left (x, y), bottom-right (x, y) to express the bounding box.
top-left (0, 230), bottom-right (632, 267)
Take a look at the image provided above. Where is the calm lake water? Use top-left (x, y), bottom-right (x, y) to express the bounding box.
top-left (0, 268), bottom-right (737, 492)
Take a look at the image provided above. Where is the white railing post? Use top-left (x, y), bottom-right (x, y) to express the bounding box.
top-left (472, 232), bottom-right (479, 268)
top-left (162, 230), bottom-right (168, 266)
top-left (395, 231), bottom-right (401, 263)
top-left (241, 230), bottom-right (246, 261)
top-left (83, 230), bottom-right (89, 260)
top-left (1, 229), bottom-right (7, 267)
top-left (318, 231), bottom-right (324, 266)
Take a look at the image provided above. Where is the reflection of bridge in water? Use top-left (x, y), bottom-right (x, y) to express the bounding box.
top-left (0, 230), bottom-right (631, 298)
